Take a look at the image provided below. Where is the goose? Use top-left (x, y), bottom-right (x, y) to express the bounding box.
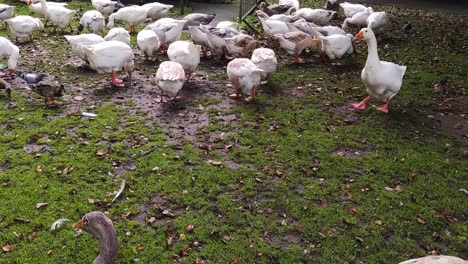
top-left (145, 18), bottom-right (187, 49)
top-left (279, 0), bottom-right (299, 11)
top-left (259, 2), bottom-right (295, 16)
top-left (26, 0), bottom-right (67, 24)
top-left (188, 26), bottom-right (209, 57)
top-left (107, 5), bottom-right (149, 33)
top-left (340, 2), bottom-right (368, 18)
top-left (319, 33), bottom-right (354, 64)
top-left (167, 41), bottom-right (200, 81)
top-left (216, 21), bottom-right (238, 29)
top-left (324, 0), bottom-right (340, 12)
top-left (182, 13), bottom-right (216, 30)
top-left (64, 34), bottom-right (105, 63)
top-left (78, 10), bottom-right (105, 34)
top-left (275, 31), bottom-right (320, 63)
top-left (257, 14), bottom-right (290, 39)
top-left (291, 8), bottom-right (336, 25)
top-left (32, 0), bottom-right (76, 31)
top-left (142, 2), bottom-right (173, 20)
top-left (289, 19), bottom-right (323, 37)
top-left (0, 4), bottom-right (15, 27)
top-left (6, 15), bottom-right (44, 44)
top-left (0, 37), bottom-right (19, 75)
top-left (81, 40), bottom-right (134, 87)
top-left (73, 211), bottom-right (118, 264)
top-left (91, 0), bottom-right (117, 16)
top-left (104, 27), bottom-right (130, 46)
top-left (155, 61), bottom-right (185, 103)
top-left (256, 10), bottom-right (292, 23)
top-left (137, 29), bottom-right (160, 60)
top-left (342, 7), bottom-right (373, 30)
top-left (0, 78), bottom-right (12, 98)
top-left (251, 48), bottom-right (277, 85)
top-left (366, 11), bottom-right (388, 33)
top-left (199, 27), bottom-right (230, 60)
top-left (398, 255), bottom-right (467, 264)
top-left (225, 34), bottom-right (259, 58)
top-left (353, 28), bottom-right (406, 113)
top-left (227, 58), bottom-right (263, 101)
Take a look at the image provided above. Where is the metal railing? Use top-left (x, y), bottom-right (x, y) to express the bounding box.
top-left (239, 0), bottom-right (267, 31)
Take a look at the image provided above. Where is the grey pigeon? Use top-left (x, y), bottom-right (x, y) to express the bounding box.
top-left (16, 71), bottom-right (47, 85)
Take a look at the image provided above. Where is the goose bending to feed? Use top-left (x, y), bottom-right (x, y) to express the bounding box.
top-left (398, 256), bottom-right (467, 264)
top-left (0, 78), bottom-right (12, 98)
top-left (182, 13), bottom-right (216, 29)
top-left (259, 2), bottom-right (295, 16)
top-left (145, 18), bottom-right (187, 50)
top-left (279, 0), bottom-right (299, 11)
top-left (251, 48), bottom-right (277, 85)
top-left (137, 29), bottom-right (160, 60)
top-left (340, 2), bottom-right (368, 18)
top-left (291, 8), bottom-right (336, 25)
top-left (74, 211), bottom-right (118, 264)
top-left (324, 0), bottom-right (340, 12)
top-left (256, 10), bottom-right (292, 23)
top-left (78, 10), bottom-right (105, 34)
top-left (64, 34), bottom-right (105, 63)
top-left (188, 26), bottom-right (209, 57)
top-left (0, 36), bottom-right (20, 75)
top-left (366, 11), bottom-right (388, 33)
top-left (227, 58), bottom-right (263, 102)
top-left (104, 27), bottom-right (130, 46)
top-left (155, 61), bottom-right (185, 103)
top-left (199, 27), bottom-right (229, 60)
top-left (32, 0), bottom-right (76, 31)
top-left (319, 34), bottom-right (353, 64)
top-left (353, 28), bottom-right (406, 113)
top-left (143, 2), bottom-right (173, 20)
top-left (0, 4), bottom-right (15, 28)
top-left (167, 41), bottom-right (200, 81)
top-left (82, 40), bottom-right (134, 87)
top-left (342, 7), bottom-right (373, 30)
top-left (275, 31), bottom-right (320, 63)
top-left (6, 15), bottom-right (44, 44)
top-left (225, 34), bottom-right (259, 58)
top-left (107, 5), bottom-right (149, 33)
top-left (91, 0), bottom-right (117, 16)
top-left (256, 13), bottom-right (290, 39)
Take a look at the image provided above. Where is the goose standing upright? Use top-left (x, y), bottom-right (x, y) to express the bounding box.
top-left (33, 0), bottom-right (76, 31)
top-left (353, 28), bottom-right (406, 113)
top-left (91, 0), bottom-right (117, 16)
top-left (167, 41), bottom-right (201, 81)
top-left (340, 2), bottom-right (368, 18)
top-left (73, 211), bottom-right (118, 264)
top-left (6, 15), bottom-right (44, 44)
top-left (0, 4), bottom-right (15, 28)
top-left (0, 36), bottom-right (20, 75)
top-left (107, 5), bottom-right (149, 33)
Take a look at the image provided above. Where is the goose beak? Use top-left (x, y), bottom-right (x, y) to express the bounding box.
top-left (73, 219), bottom-right (83, 229)
top-left (354, 31), bottom-right (363, 41)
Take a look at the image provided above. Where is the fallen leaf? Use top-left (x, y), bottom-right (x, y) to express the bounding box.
top-left (74, 96), bottom-right (84, 101)
top-left (88, 198), bottom-right (95, 204)
top-left (96, 149), bottom-right (107, 156)
top-left (111, 180), bottom-right (126, 203)
top-left (147, 217), bottom-right (156, 224)
top-left (355, 236), bottom-right (364, 243)
top-left (179, 233), bottom-right (186, 241)
top-left (349, 207), bottom-right (358, 214)
top-left (408, 172), bottom-right (417, 182)
top-left (36, 165), bottom-right (42, 172)
top-left (185, 224), bottom-right (194, 232)
top-left (47, 249), bottom-right (53, 255)
top-left (417, 218), bottom-right (426, 224)
top-left (374, 220), bottom-right (383, 226)
top-left (162, 209), bottom-right (175, 217)
top-left (28, 232), bottom-right (37, 242)
top-left (232, 257), bottom-right (240, 264)
top-left (207, 160), bottom-right (222, 166)
top-left (2, 245), bottom-right (12, 252)
top-left (275, 170), bottom-right (284, 177)
top-left (195, 258), bottom-right (205, 264)
top-left (36, 202), bottom-right (48, 209)
top-left (255, 178), bottom-right (264, 183)
top-left (320, 199), bottom-right (328, 207)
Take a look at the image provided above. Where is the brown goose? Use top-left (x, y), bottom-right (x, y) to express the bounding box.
top-left (0, 78), bottom-right (11, 98)
top-left (275, 31), bottom-right (320, 63)
top-left (225, 34), bottom-right (259, 58)
top-left (73, 211), bottom-right (118, 264)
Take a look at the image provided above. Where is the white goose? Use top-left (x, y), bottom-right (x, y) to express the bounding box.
top-left (199, 27), bottom-right (229, 60)
top-left (225, 34), bottom-right (259, 58)
top-left (104, 27), bottom-right (130, 46)
top-left (251, 48), bottom-right (277, 84)
top-left (367, 11), bottom-right (388, 33)
top-left (108, 5), bottom-right (149, 33)
top-left (81, 40), bottom-right (134, 87)
top-left (257, 14), bottom-right (290, 39)
top-left (145, 18), bottom-right (187, 49)
top-left (188, 25), bottom-right (209, 56)
top-left (91, 0), bottom-right (117, 17)
top-left (216, 21), bottom-right (238, 29)
top-left (137, 29), bottom-right (160, 60)
top-left (398, 255), bottom-right (467, 264)
top-left (342, 7), bottom-right (373, 30)
top-left (64, 34), bottom-right (105, 63)
top-left (0, 36), bottom-right (20, 75)
top-left (256, 10), bottom-right (292, 23)
top-left (279, 0), bottom-right (299, 11)
top-left (167, 41), bottom-right (200, 81)
top-left (155, 61), bottom-right (185, 102)
top-left (319, 34), bottom-right (354, 64)
top-left (142, 2), bottom-right (173, 20)
top-left (340, 2), bottom-right (368, 18)
top-left (6, 15), bottom-right (44, 43)
top-left (227, 58), bottom-right (263, 101)
top-left (33, 0), bottom-right (76, 31)
top-left (78, 10), bottom-right (105, 34)
top-left (291, 8), bottom-right (336, 25)
top-left (0, 4), bottom-right (15, 27)
top-left (353, 28), bottom-right (406, 113)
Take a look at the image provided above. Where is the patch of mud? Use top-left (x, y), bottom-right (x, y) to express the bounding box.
top-left (268, 232), bottom-right (302, 249)
top-left (129, 193), bottom-right (187, 227)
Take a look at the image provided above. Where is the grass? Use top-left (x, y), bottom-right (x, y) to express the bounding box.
top-left (0, 0), bottom-right (467, 263)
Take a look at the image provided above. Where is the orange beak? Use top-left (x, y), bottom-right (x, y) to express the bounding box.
top-left (73, 219), bottom-right (83, 229)
top-left (8, 69), bottom-right (14, 75)
top-left (354, 31), bottom-right (364, 41)
top-left (28, 0), bottom-right (32, 5)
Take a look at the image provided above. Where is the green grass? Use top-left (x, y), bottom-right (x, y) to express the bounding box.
top-left (0, 0), bottom-right (467, 263)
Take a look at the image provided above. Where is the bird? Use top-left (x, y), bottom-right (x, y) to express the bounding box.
top-left (279, 0), bottom-right (300, 11)
top-left (340, 2), bottom-right (368, 18)
top-left (291, 8), bottom-right (336, 25)
top-left (26, 0), bottom-right (67, 19)
top-left (6, 15), bottom-right (44, 44)
top-left (352, 28), bottom-right (407, 113)
top-left (155, 61), bottom-right (186, 103)
top-left (31, 0), bottom-right (76, 32)
top-left (366, 11), bottom-right (388, 33)
top-left (0, 36), bottom-right (20, 75)
top-left (15, 71), bottom-right (47, 85)
top-left (167, 41), bottom-right (200, 81)
top-left (342, 7), bottom-right (373, 30)
top-left (275, 31), bottom-right (320, 63)
top-left (224, 34), bottom-right (259, 58)
top-left (107, 5), bottom-right (149, 34)
top-left (29, 81), bottom-right (64, 105)
top-left (91, 0), bottom-right (117, 17)
top-left (145, 18), bottom-right (187, 50)
top-left (398, 255), bottom-right (467, 264)
top-left (81, 40), bottom-right (134, 87)
top-left (137, 29), bottom-right (160, 61)
top-left (73, 211), bottom-right (118, 264)
top-left (319, 34), bottom-right (354, 64)
top-left (182, 13), bottom-right (216, 30)
top-left (78, 10), bottom-right (105, 34)
top-left (251, 48), bottom-right (277, 85)
top-left (256, 10), bottom-right (292, 23)
top-left (227, 58), bottom-right (263, 102)
top-left (0, 78), bottom-right (12, 98)
top-left (64, 34), bottom-right (105, 63)
top-left (258, 2), bottom-right (295, 16)
top-left (0, 4), bottom-right (15, 28)
top-left (104, 27), bottom-right (131, 46)
top-left (142, 2), bottom-right (173, 20)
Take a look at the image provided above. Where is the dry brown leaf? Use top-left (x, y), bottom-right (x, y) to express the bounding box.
top-left (349, 207), bottom-right (358, 214)
top-left (417, 218), bottom-right (426, 224)
top-left (355, 236), bottom-right (364, 243)
top-left (28, 232), bottom-right (37, 242)
top-left (74, 95), bottom-right (84, 101)
top-left (36, 202), bottom-right (48, 209)
top-left (185, 224), bottom-right (194, 232)
top-left (47, 249), bottom-right (53, 255)
top-left (195, 258), bottom-right (205, 264)
top-left (275, 170), bottom-right (284, 177)
top-left (374, 220), bottom-right (383, 226)
top-left (88, 198), bottom-right (95, 204)
top-left (179, 234), bottom-right (186, 241)
top-left (36, 165), bottom-right (42, 173)
top-left (320, 199), bottom-right (328, 207)
top-left (232, 257), bottom-right (240, 264)
top-left (408, 172), bottom-right (417, 182)
top-left (2, 245), bottom-right (12, 252)
top-left (147, 217), bottom-right (156, 224)
top-left (207, 160), bottom-right (222, 166)
top-left (96, 149), bottom-right (107, 156)
top-left (255, 178), bottom-right (264, 183)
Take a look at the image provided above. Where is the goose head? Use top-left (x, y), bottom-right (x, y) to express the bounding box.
top-left (354, 27), bottom-right (374, 41)
top-left (74, 211), bottom-right (118, 264)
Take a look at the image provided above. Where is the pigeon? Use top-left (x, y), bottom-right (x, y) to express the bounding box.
top-left (29, 82), bottom-right (64, 105)
top-left (15, 71), bottom-right (47, 85)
